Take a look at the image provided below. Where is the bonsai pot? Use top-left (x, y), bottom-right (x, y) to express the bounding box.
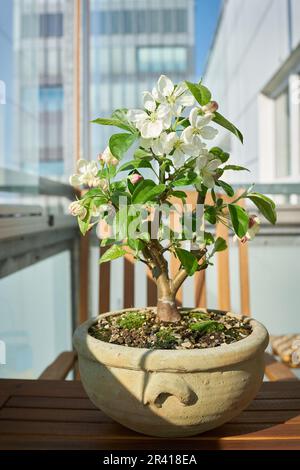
top-left (73, 308), bottom-right (269, 438)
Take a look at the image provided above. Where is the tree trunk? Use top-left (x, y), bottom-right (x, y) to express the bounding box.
top-left (156, 275), bottom-right (181, 323)
top-left (156, 297), bottom-right (181, 322)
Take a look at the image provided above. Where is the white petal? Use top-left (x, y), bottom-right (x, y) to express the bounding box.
top-left (88, 161), bottom-right (99, 176)
top-left (189, 107), bottom-right (199, 127)
top-left (127, 109), bottom-right (147, 123)
top-left (141, 120), bottom-right (163, 139)
top-left (196, 155), bottom-right (208, 170)
top-left (181, 126), bottom-right (194, 144)
top-left (151, 137), bottom-right (163, 155)
top-left (207, 158), bottom-right (222, 171)
top-left (177, 92), bottom-right (195, 107)
top-left (69, 174), bottom-right (82, 187)
top-left (77, 159), bottom-right (88, 173)
top-left (143, 92), bottom-right (156, 112)
top-left (156, 103), bottom-right (171, 118)
top-left (174, 82), bottom-right (187, 97)
top-left (162, 132), bottom-right (177, 154)
top-left (202, 173), bottom-right (215, 188)
top-left (152, 86), bottom-right (164, 102)
top-left (181, 142), bottom-right (198, 157)
top-left (173, 148), bottom-right (185, 168)
top-left (140, 137), bottom-right (152, 150)
top-left (157, 75), bottom-right (174, 97)
top-left (173, 103), bottom-right (183, 116)
top-left (195, 114), bottom-right (213, 128)
top-left (200, 126), bottom-right (218, 140)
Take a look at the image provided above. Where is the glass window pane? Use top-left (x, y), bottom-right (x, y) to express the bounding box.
top-left (137, 47), bottom-right (187, 73)
top-left (40, 13), bottom-right (63, 38)
top-left (0, 252), bottom-right (72, 379)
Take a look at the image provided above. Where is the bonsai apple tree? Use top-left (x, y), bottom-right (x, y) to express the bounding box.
top-left (69, 75), bottom-right (276, 323)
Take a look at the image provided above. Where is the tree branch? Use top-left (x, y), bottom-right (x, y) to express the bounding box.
top-left (171, 268), bottom-right (189, 294)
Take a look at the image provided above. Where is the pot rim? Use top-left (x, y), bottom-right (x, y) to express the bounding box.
top-left (73, 307), bottom-right (269, 372)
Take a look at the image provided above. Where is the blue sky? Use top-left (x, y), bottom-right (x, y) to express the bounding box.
top-left (195, 0), bottom-right (222, 79)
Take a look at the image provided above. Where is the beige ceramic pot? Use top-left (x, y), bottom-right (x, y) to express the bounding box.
top-left (73, 308), bottom-right (268, 437)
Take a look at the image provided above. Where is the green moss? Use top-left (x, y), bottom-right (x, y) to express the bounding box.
top-left (190, 312), bottom-right (211, 321)
top-left (116, 312), bottom-right (146, 330)
top-left (155, 328), bottom-right (176, 349)
top-left (189, 320), bottom-right (225, 334)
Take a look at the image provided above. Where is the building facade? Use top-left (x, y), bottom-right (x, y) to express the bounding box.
top-left (1, 0), bottom-right (195, 179)
top-left (13, 0), bottom-right (75, 178)
top-left (89, 0), bottom-right (195, 158)
top-left (204, 0), bottom-right (300, 184)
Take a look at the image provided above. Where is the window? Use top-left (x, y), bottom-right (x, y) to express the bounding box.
top-left (90, 9), bottom-right (187, 35)
top-left (274, 89), bottom-right (291, 178)
top-left (22, 13), bottom-right (63, 38)
top-left (21, 14), bottom-right (39, 38)
top-left (137, 47), bottom-right (187, 73)
top-left (40, 13), bottom-right (63, 38)
top-left (39, 86), bottom-right (64, 166)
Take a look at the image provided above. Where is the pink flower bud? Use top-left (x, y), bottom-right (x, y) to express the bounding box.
top-left (202, 101), bottom-right (219, 114)
top-left (240, 215), bottom-right (260, 243)
top-left (129, 173), bottom-right (143, 185)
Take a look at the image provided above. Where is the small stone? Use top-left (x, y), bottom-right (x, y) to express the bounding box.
top-left (181, 340), bottom-right (192, 349)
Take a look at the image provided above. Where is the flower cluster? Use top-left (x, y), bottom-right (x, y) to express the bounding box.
top-left (68, 74), bottom-right (276, 264)
top-left (128, 75), bottom-right (221, 178)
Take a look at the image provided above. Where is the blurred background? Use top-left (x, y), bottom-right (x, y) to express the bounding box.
top-left (0, 0), bottom-right (300, 379)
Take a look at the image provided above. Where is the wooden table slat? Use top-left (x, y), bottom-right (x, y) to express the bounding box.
top-left (0, 379), bottom-right (299, 450)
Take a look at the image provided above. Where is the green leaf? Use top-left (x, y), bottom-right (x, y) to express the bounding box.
top-left (228, 204), bottom-right (249, 238)
top-left (173, 171), bottom-right (198, 186)
top-left (132, 179), bottom-right (166, 204)
top-left (204, 232), bottom-right (215, 245)
top-left (185, 81), bottom-right (211, 106)
top-left (118, 159), bottom-right (152, 172)
top-left (81, 188), bottom-right (105, 200)
top-left (223, 164), bottom-right (249, 172)
top-left (209, 147), bottom-right (230, 163)
top-left (175, 248), bottom-right (199, 276)
top-left (109, 133), bottom-right (137, 159)
top-left (78, 207), bottom-right (92, 236)
top-left (247, 193), bottom-right (277, 224)
top-left (170, 190), bottom-right (187, 200)
top-left (111, 190), bottom-right (131, 206)
top-left (134, 148), bottom-right (152, 160)
top-left (213, 112), bottom-right (243, 143)
top-left (214, 237), bottom-right (227, 252)
top-left (91, 117), bottom-right (133, 133)
top-left (99, 245), bottom-right (127, 264)
top-left (217, 180), bottom-right (234, 197)
top-left (204, 205), bottom-right (217, 224)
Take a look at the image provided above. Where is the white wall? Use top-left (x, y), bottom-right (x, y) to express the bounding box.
top-left (204, 0), bottom-right (300, 182)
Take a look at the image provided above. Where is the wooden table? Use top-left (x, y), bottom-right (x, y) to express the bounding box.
top-left (0, 379), bottom-right (299, 450)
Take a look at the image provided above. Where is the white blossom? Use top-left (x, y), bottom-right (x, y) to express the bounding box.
top-left (99, 147), bottom-right (119, 166)
top-left (151, 75), bottom-right (195, 116)
top-left (182, 108), bottom-right (218, 147)
top-left (69, 201), bottom-right (87, 219)
top-left (171, 134), bottom-right (203, 168)
top-left (195, 151), bottom-right (222, 188)
top-left (69, 159), bottom-right (107, 189)
top-left (151, 132), bottom-right (177, 156)
top-left (127, 95), bottom-right (171, 139)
